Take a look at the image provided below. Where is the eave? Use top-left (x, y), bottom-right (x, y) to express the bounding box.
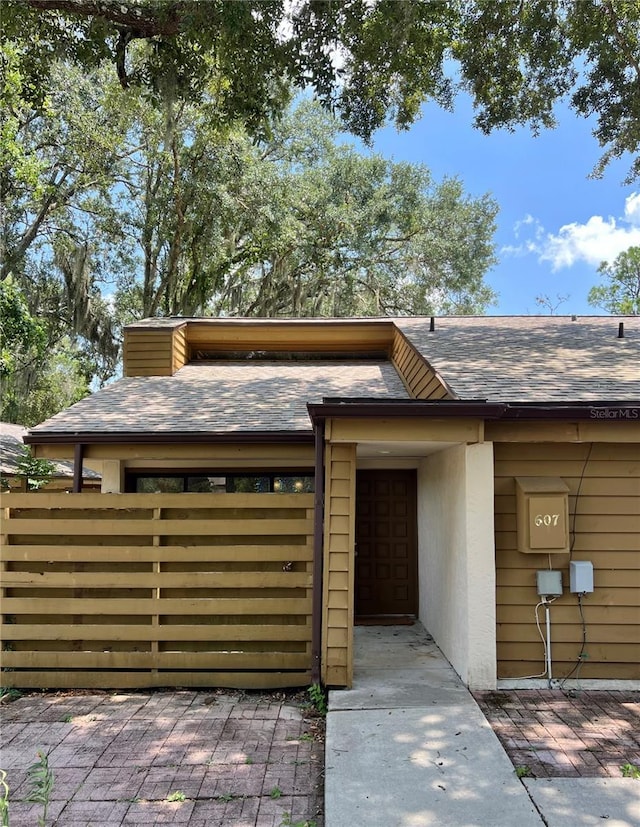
top-left (24, 430), bottom-right (315, 446)
top-left (307, 399), bottom-right (640, 422)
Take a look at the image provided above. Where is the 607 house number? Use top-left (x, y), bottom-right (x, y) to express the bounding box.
top-left (534, 513), bottom-right (560, 527)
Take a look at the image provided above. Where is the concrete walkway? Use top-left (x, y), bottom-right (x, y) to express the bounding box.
top-left (325, 624), bottom-right (640, 827)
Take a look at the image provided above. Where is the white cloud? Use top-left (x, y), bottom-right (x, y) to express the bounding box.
top-left (503, 193), bottom-right (640, 270)
top-left (502, 215), bottom-right (545, 258)
top-left (541, 214), bottom-right (640, 269)
top-left (623, 192), bottom-right (640, 224)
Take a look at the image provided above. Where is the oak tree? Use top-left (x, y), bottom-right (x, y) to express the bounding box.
top-left (588, 247), bottom-right (640, 315)
top-left (4, 1), bottom-right (640, 178)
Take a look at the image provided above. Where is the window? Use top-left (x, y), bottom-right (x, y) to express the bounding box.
top-left (128, 473), bottom-right (314, 494)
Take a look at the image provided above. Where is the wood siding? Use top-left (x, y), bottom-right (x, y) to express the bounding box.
top-left (124, 322), bottom-right (457, 401)
top-left (1, 492), bottom-right (314, 689)
top-left (322, 443), bottom-right (356, 687)
top-left (123, 328), bottom-right (181, 377)
top-left (391, 330), bottom-right (453, 399)
top-left (35, 444), bottom-right (315, 464)
top-left (172, 324), bottom-right (189, 373)
top-left (494, 443), bottom-right (640, 681)
top-left (184, 320), bottom-right (396, 353)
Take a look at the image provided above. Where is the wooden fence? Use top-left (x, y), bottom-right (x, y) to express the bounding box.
top-left (0, 493), bottom-right (314, 689)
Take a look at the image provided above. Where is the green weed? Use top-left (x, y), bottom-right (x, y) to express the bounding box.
top-left (167, 791), bottom-right (186, 802)
top-left (0, 769), bottom-right (9, 827)
top-left (26, 751), bottom-right (54, 827)
top-left (307, 683), bottom-right (327, 716)
top-left (621, 763), bottom-right (640, 779)
top-left (0, 688), bottom-right (21, 704)
top-left (280, 813), bottom-right (316, 827)
top-left (216, 792), bottom-right (242, 802)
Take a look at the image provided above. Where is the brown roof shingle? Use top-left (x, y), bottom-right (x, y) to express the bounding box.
top-left (30, 316), bottom-right (640, 437)
top-left (31, 360), bottom-right (409, 435)
top-left (397, 316), bottom-right (640, 402)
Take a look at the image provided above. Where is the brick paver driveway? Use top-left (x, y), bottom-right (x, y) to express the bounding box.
top-left (474, 689), bottom-right (640, 779)
top-left (0, 689), bottom-right (324, 827)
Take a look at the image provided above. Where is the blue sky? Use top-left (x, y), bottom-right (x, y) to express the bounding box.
top-left (365, 94), bottom-right (639, 316)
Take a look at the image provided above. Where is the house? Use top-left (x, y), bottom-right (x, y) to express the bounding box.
top-left (2, 315), bottom-right (639, 691)
top-left (0, 421), bottom-right (101, 491)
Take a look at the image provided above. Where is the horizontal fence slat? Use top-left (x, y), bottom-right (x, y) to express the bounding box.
top-left (0, 545), bottom-right (312, 563)
top-left (4, 518), bottom-right (313, 536)
top-left (1, 571), bottom-right (313, 589)
top-left (2, 493), bottom-right (314, 508)
top-left (2, 597), bottom-right (312, 614)
top-left (0, 623), bottom-right (312, 642)
top-left (0, 672), bottom-right (312, 690)
top-left (1, 651), bottom-right (310, 669)
top-left (0, 491), bottom-right (315, 689)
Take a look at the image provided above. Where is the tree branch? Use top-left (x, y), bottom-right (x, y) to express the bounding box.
top-left (25, 0), bottom-right (183, 37)
top-left (601, 0), bottom-right (640, 82)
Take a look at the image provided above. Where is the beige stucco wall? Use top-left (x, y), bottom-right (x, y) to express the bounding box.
top-left (417, 442), bottom-right (496, 689)
top-left (101, 460), bottom-right (124, 493)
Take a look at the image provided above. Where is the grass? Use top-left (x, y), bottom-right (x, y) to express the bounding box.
top-left (620, 763), bottom-right (640, 779)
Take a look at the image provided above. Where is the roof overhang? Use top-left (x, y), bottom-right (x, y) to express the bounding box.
top-left (307, 399), bottom-right (640, 422)
top-left (24, 401), bottom-right (640, 447)
top-left (24, 430), bottom-right (315, 446)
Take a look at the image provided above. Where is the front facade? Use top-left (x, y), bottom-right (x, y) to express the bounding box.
top-left (2, 316), bottom-right (639, 690)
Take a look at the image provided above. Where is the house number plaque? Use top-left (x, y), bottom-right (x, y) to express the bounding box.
top-left (515, 478), bottom-right (570, 554)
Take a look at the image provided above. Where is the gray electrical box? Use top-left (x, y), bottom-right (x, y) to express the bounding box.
top-left (570, 560), bottom-right (594, 593)
top-left (536, 570), bottom-right (563, 597)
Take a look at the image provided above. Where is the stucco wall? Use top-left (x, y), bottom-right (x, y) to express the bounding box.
top-left (417, 442), bottom-right (496, 689)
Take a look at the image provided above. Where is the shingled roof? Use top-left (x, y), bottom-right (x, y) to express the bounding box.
top-left (396, 316), bottom-right (640, 402)
top-left (0, 422), bottom-right (100, 478)
top-left (29, 315), bottom-right (639, 438)
top-left (31, 360), bottom-right (409, 435)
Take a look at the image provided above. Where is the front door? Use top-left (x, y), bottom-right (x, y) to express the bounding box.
top-left (355, 470), bottom-right (418, 621)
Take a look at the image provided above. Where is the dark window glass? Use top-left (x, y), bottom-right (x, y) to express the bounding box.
top-left (131, 474), bottom-right (314, 493)
top-left (273, 476), bottom-right (314, 493)
top-left (136, 477), bottom-right (184, 493)
top-left (186, 476), bottom-right (227, 493)
top-left (227, 476), bottom-right (270, 493)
